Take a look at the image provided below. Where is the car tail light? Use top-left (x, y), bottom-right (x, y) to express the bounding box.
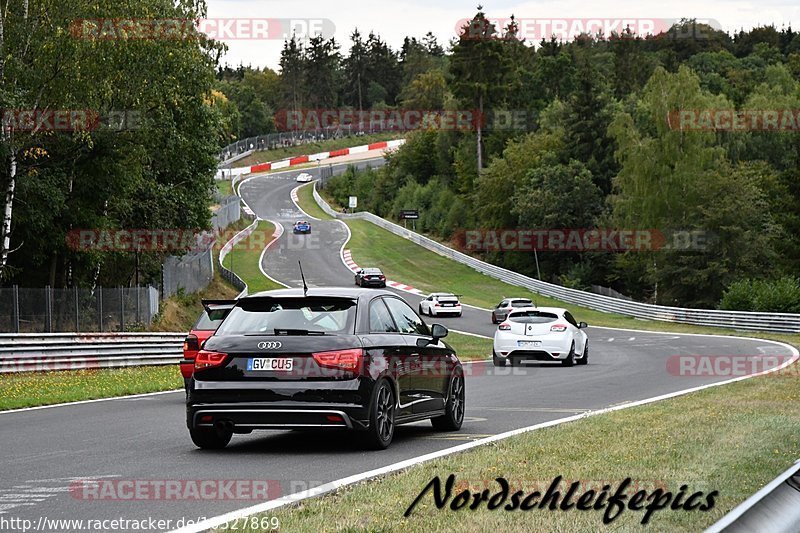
top-left (550, 324), bottom-right (568, 332)
top-left (195, 350), bottom-right (229, 371)
top-left (435, 303), bottom-right (441, 307)
top-left (312, 348), bottom-right (363, 372)
top-left (183, 334), bottom-right (199, 354)
top-left (379, 275), bottom-right (386, 280)
top-left (498, 323), bottom-right (511, 330)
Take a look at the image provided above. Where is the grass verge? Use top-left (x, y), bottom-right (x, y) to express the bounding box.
top-left (253, 359), bottom-right (800, 532)
top-left (0, 366), bottom-right (182, 411)
top-left (221, 220), bottom-right (285, 293)
top-left (444, 332), bottom-right (492, 361)
top-left (233, 133), bottom-right (403, 168)
top-left (296, 183), bottom-right (332, 220)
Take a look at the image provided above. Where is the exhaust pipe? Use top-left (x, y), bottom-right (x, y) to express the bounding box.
top-left (215, 420), bottom-right (234, 432)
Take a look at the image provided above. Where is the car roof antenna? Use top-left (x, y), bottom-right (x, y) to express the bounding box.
top-left (298, 261), bottom-right (308, 297)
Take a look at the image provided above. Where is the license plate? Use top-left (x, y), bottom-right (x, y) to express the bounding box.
top-left (442, 303), bottom-right (454, 307)
top-left (247, 358), bottom-right (293, 371)
top-left (518, 340), bottom-right (541, 347)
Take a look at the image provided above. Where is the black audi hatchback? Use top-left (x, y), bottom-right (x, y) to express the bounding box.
top-left (186, 287), bottom-right (465, 450)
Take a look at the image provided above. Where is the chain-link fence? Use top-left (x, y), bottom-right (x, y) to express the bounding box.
top-left (211, 195), bottom-right (242, 232)
top-left (0, 286), bottom-right (159, 333)
top-left (219, 123), bottom-right (393, 163)
top-left (161, 246), bottom-right (214, 299)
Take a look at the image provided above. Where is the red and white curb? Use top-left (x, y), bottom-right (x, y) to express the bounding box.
top-left (342, 249), bottom-right (424, 295)
top-left (218, 138), bottom-right (405, 180)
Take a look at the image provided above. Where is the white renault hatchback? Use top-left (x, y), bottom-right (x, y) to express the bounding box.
top-left (492, 307), bottom-right (588, 367)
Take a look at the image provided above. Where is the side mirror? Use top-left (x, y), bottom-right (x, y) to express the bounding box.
top-left (579, 322), bottom-right (588, 329)
top-left (431, 323), bottom-right (449, 341)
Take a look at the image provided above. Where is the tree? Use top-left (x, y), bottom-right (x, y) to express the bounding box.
top-left (449, 9), bottom-right (514, 176)
top-left (279, 36), bottom-right (305, 115)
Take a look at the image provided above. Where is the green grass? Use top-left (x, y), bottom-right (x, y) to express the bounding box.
top-left (233, 133), bottom-right (404, 168)
top-left (252, 359), bottom-right (800, 532)
top-left (444, 332), bottom-right (492, 361)
top-left (0, 366), bottom-right (182, 411)
top-left (215, 179), bottom-right (234, 197)
top-left (222, 220), bottom-right (285, 293)
top-left (296, 183), bottom-right (333, 220)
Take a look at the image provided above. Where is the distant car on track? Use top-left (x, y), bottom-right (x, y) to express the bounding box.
top-left (180, 300), bottom-right (235, 392)
top-left (295, 172), bottom-right (313, 183)
top-left (354, 267), bottom-right (386, 288)
top-left (492, 307), bottom-right (588, 367)
top-left (492, 297), bottom-right (535, 324)
top-left (186, 287), bottom-right (465, 450)
top-left (419, 293), bottom-right (462, 317)
top-left (293, 220), bottom-right (311, 234)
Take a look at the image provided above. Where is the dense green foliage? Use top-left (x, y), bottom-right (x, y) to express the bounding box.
top-left (1, 0), bottom-right (224, 287)
top-left (322, 11), bottom-right (800, 310)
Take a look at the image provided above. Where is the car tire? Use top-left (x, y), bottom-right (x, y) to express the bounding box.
top-left (492, 351), bottom-right (507, 367)
top-left (418, 304), bottom-right (424, 315)
top-left (431, 371), bottom-right (465, 431)
top-left (363, 379), bottom-right (395, 450)
top-left (189, 426), bottom-right (232, 450)
top-left (578, 341), bottom-right (589, 365)
top-left (562, 343), bottom-right (576, 367)
top-left (491, 317), bottom-right (497, 324)
top-left (456, 312), bottom-right (462, 317)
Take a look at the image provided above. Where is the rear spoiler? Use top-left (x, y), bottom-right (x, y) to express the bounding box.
top-left (201, 299), bottom-right (237, 315)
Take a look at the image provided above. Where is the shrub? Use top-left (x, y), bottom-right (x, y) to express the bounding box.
top-left (720, 277), bottom-right (800, 313)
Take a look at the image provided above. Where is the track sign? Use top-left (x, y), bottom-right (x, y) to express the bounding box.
top-left (349, 196), bottom-right (358, 208)
top-left (400, 210), bottom-right (419, 220)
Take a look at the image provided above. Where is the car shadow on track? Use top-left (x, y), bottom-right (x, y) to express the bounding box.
top-left (195, 425), bottom-right (452, 455)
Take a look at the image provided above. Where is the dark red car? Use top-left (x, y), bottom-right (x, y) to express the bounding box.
top-left (180, 300), bottom-right (235, 390)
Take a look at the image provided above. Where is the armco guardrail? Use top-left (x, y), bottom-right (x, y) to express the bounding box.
top-left (313, 183), bottom-right (800, 333)
top-left (0, 332), bottom-right (185, 373)
top-left (707, 460), bottom-right (800, 532)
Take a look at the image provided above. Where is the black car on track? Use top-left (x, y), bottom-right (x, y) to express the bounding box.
top-left (186, 287), bottom-right (465, 450)
top-left (354, 267), bottom-right (387, 288)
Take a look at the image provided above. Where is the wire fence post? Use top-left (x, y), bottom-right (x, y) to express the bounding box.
top-left (119, 286), bottom-right (125, 332)
top-left (74, 285), bottom-right (80, 332)
top-left (12, 284), bottom-right (19, 333)
top-left (45, 285), bottom-right (53, 333)
top-left (97, 287), bottom-right (103, 332)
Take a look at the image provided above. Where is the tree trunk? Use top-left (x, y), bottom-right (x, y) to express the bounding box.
top-left (0, 149), bottom-right (16, 273)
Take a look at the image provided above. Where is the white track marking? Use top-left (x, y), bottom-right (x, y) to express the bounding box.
top-left (258, 220), bottom-right (289, 289)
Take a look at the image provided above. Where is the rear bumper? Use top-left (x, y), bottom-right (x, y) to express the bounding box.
top-left (187, 379), bottom-right (372, 431)
top-left (504, 350), bottom-right (566, 362)
top-left (293, 229), bottom-right (311, 234)
top-left (360, 280), bottom-right (386, 287)
top-left (188, 404), bottom-right (362, 431)
top-left (433, 307), bottom-right (461, 315)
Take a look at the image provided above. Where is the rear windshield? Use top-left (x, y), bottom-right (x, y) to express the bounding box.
top-left (193, 308), bottom-right (229, 330)
top-left (510, 299), bottom-right (533, 307)
top-left (216, 297), bottom-right (356, 335)
top-left (508, 311), bottom-right (559, 324)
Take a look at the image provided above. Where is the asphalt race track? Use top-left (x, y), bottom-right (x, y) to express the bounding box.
top-left (0, 159), bottom-right (794, 530)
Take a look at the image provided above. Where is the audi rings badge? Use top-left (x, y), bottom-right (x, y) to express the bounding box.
top-left (258, 341), bottom-right (282, 350)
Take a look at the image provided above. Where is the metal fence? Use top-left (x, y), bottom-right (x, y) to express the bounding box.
top-left (211, 195), bottom-right (242, 232)
top-left (161, 247), bottom-right (214, 299)
top-left (0, 286), bottom-right (159, 333)
top-left (218, 124), bottom-right (394, 163)
top-left (0, 332), bottom-right (184, 373)
top-left (313, 183), bottom-right (800, 333)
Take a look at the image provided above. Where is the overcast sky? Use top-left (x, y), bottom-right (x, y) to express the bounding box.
top-left (206, 0), bottom-right (800, 71)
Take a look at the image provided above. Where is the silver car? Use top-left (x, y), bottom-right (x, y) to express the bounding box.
top-left (491, 298), bottom-right (535, 324)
